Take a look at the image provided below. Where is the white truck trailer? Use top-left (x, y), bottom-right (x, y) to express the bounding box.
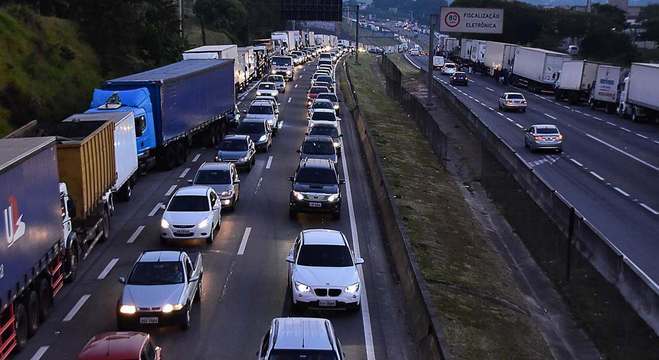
top-left (482, 41), bottom-right (517, 77)
top-left (618, 63), bottom-right (659, 122)
top-left (554, 60), bottom-right (599, 104)
top-left (511, 47), bottom-right (571, 93)
top-left (182, 45), bottom-right (246, 91)
top-left (238, 46), bottom-right (256, 81)
top-left (589, 65), bottom-right (625, 113)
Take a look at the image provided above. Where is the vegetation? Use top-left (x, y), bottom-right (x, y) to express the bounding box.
top-left (339, 54), bottom-right (552, 359)
top-left (0, 5), bottom-right (102, 136)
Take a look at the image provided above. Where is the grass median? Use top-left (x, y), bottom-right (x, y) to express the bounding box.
top-left (339, 54), bottom-right (552, 360)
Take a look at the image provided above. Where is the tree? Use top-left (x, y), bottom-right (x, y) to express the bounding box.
top-left (192, 0), bottom-right (248, 43)
top-left (639, 4), bottom-right (659, 42)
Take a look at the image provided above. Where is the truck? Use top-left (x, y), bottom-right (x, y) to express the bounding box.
top-left (182, 45), bottom-right (246, 92)
top-left (1, 120), bottom-right (119, 357)
top-left (307, 31), bottom-right (315, 47)
top-left (286, 31), bottom-right (298, 51)
top-left (88, 60), bottom-right (234, 170)
top-left (482, 41), bottom-right (517, 77)
top-left (63, 112), bottom-right (138, 202)
top-left (445, 38), bottom-right (459, 55)
top-left (238, 47), bottom-right (255, 81)
top-left (271, 32), bottom-right (290, 54)
top-left (618, 63), bottom-right (659, 122)
top-left (252, 44), bottom-right (271, 79)
top-left (554, 60), bottom-right (600, 104)
top-left (511, 47), bottom-right (571, 93)
top-left (470, 40), bottom-right (486, 65)
top-left (589, 65), bottom-right (625, 113)
top-left (460, 39), bottom-right (473, 61)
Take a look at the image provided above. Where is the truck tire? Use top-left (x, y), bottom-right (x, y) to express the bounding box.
top-left (38, 278), bottom-right (52, 321)
top-left (102, 210), bottom-right (111, 242)
top-left (14, 302), bottom-right (29, 351)
top-left (118, 182), bottom-right (132, 202)
top-left (26, 290), bottom-right (40, 336)
top-left (64, 244), bottom-right (79, 283)
top-left (176, 142), bottom-right (188, 166)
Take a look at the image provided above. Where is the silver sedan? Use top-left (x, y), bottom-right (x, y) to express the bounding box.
top-left (524, 124), bottom-right (563, 153)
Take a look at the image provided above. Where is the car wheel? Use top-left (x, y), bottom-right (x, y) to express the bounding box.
top-left (348, 302), bottom-right (361, 313)
top-left (195, 277), bottom-right (202, 303)
top-left (332, 210), bottom-right (341, 220)
top-left (180, 305), bottom-right (191, 330)
top-left (521, 108), bottom-right (526, 113)
top-left (206, 227), bottom-right (214, 244)
top-left (160, 236), bottom-right (167, 245)
top-left (289, 208), bottom-right (297, 219)
top-left (556, 147), bottom-right (563, 154)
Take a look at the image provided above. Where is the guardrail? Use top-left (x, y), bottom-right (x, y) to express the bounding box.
top-left (341, 60), bottom-right (450, 360)
top-left (385, 54), bottom-right (659, 339)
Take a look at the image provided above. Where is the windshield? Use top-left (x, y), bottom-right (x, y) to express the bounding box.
top-left (194, 170), bottom-right (231, 185)
top-left (128, 261), bottom-right (184, 285)
top-left (310, 87), bottom-right (329, 95)
top-left (268, 76), bottom-right (283, 82)
top-left (167, 195), bottom-right (209, 212)
top-left (259, 83), bottom-right (275, 90)
top-left (249, 105), bottom-right (273, 114)
top-left (536, 128), bottom-right (559, 134)
top-left (312, 112), bottom-right (336, 121)
top-left (268, 350), bottom-right (338, 360)
top-left (302, 140), bottom-right (335, 155)
top-left (313, 102), bottom-right (334, 110)
top-left (272, 57), bottom-right (292, 66)
top-left (317, 76), bottom-right (332, 83)
top-left (310, 126), bottom-right (338, 138)
top-left (445, 64), bottom-right (456, 69)
top-left (295, 167), bottom-right (337, 184)
top-left (297, 244), bottom-right (353, 267)
top-left (318, 94), bottom-right (338, 102)
top-left (237, 122), bottom-right (265, 134)
top-left (219, 139), bottom-right (248, 151)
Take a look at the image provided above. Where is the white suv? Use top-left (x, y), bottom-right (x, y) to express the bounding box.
top-left (257, 317), bottom-right (345, 359)
top-left (286, 229), bottom-right (364, 312)
top-left (160, 186), bottom-right (221, 244)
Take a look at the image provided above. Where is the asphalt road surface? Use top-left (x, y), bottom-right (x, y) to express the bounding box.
top-left (16, 58), bottom-right (415, 360)
top-left (398, 29), bottom-right (659, 285)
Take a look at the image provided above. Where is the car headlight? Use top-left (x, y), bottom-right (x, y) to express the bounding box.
top-left (295, 281), bottom-right (311, 293)
top-left (345, 283), bottom-right (360, 293)
top-left (221, 190), bottom-right (233, 197)
top-left (333, 141), bottom-right (340, 148)
top-left (160, 218), bottom-right (169, 229)
top-left (119, 305), bottom-right (136, 315)
top-left (327, 193), bottom-right (340, 202)
top-left (162, 304), bottom-right (184, 313)
top-left (271, 69), bottom-right (276, 74)
top-left (259, 134), bottom-right (267, 142)
top-left (286, 70), bottom-right (291, 75)
top-left (198, 219), bottom-right (210, 228)
top-left (292, 191), bottom-right (304, 201)
top-left (256, 91), bottom-right (262, 96)
top-left (333, 104), bottom-right (339, 109)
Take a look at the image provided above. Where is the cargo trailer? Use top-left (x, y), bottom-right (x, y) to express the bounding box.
top-left (618, 63), bottom-right (659, 122)
top-left (511, 47), bottom-right (571, 92)
top-left (555, 60), bottom-right (600, 104)
top-left (182, 45), bottom-right (245, 92)
top-left (589, 65), bottom-right (625, 113)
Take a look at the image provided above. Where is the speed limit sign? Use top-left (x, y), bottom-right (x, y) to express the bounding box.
top-left (444, 11), bottom-right (460, 28)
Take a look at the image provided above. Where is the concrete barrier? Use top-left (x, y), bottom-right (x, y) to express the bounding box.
top-left (341, 61), bottom-right (450, 360)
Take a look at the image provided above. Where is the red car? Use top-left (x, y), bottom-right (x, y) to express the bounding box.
top-left (78, 332), bottom-right (161, 360)
top-left (307, 86), bottom-right (330, 107)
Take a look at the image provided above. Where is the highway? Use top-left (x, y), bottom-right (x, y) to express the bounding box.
top-left (398, 29), bottom-right (659, 284)
top-left (15, 59), bottom-right (415, 359)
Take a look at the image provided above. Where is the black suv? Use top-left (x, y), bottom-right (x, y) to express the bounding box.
top-left (289, 159), bottom-right (343, 218)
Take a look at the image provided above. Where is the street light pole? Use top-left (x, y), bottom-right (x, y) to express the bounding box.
top-left (354, 5), bottom-right (360, 65)
top-left (427, 14), bottom-right (437, 105)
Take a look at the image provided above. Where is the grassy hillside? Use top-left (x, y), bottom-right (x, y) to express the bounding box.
top-left (0, 6), bottom-right (102, 136)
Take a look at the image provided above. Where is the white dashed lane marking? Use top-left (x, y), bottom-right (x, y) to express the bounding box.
top-left (590, 171), bottom-right (605, 181)
top-left (63, 294), bottom-right (91, 322)
top-left (640, 203), bottom-right (659, 215)
top-left (148, 203), bottom-right (163, 217)
top-left (30, 346), bottom-right (49, 360)
top-left (97, 258), bottom-right (119, 280)
top-left (126, 225), bottom-right (145, 244)
top-left (614, 187), bottom-right (630, 197)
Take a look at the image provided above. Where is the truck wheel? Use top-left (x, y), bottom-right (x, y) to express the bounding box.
top-left (118, 182), bottom-right (132, 202)
top-left (27, 290), bottom-right (40, 336)
top-left (14, 302), bottom-right (29, 351)
top-left (64, 244), bottom-right (79, 283)
top-left (38, 278), bottom-right (52, 321)
top-left (102, 210), bottom-right (111, 242)
top-left (632, 109), bottom-right (640, 122)
top-left (176, 142), bottom-right (188, 165)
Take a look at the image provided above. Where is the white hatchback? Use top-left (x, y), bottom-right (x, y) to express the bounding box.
top-left (287, 229), bottom-right (364, 312)
top-left (160, 186), bottom-right (221, 244)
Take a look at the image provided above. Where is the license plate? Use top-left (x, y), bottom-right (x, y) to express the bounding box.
top-left (139, 317), bottom-right (159, 324)
top-left (318, 300), bottom-right (336, 307)
top-left (308, 202), bottom-right (322, 208)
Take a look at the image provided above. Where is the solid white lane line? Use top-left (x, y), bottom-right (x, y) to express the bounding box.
top-left (63, 294), bottom-right (91, 322)
top-left (126, 225), bottom-right (145, 244)
top-left (544, 113), bottom-right (557, 120)
top-left (590, 171), bottom-right (605, 181)
top-left (515, 123), bottom-right (524, 129)
top-left (485, 87), bottom-right (495, 92)
top-left (570, 158), bottom-right (584, 167)
top-left (148, 203), bottom-right (163, 217)
top-left (287, 97), bottom-right (292, 103)
top-left (237, 227), bottom-right (252, 255)
top-left (266, 155), bottom-right (273, 169)
top-left (640, 203), bottom-right (659, 215)
top-left (30, 346), bottom-right (49, 360)
top-left (192, 153), bottom-right (201, 162)
top-left (97, 258), bottom-right (119, 280)
top-left (340, 138), bottom-right (376, 360)
top-left (614, 187), bottom-right (630, 197)
top-left (636, 133), bottom-right (649, 139)
top-left (584, 113), bottom-right (593, 117)
top-left (165, 185), bottom-right (177, 196)
top-left (586, 133), bottom-right (659, 171)
top-left (179, 168), bottom-right (190, 178)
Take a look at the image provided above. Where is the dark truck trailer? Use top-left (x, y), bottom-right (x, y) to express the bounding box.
top-left (100, 59), bottom-right (235, 169)
top-left (0, 137), bottom-right (66, 358)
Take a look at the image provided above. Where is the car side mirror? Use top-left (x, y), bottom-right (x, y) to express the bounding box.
top-left (286, 255), bottom-right (295, 263)
top-left (355, 257), bottom-right (365, 265)
top-left (160, 204), bottom-right (166, 210)
top-left (234, 179), bottom-right (241, 184)
top-left (118, 276), bottom-right (126, 284)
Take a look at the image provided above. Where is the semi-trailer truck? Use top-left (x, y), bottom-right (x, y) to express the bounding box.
top-left (271, 32), bottom-right (290, 54)
top-left (182, 45), bottom-right (246, 92)
top-left (554, 60), bottom-right (600, 104)
top-left (87, 59), bottom-right (235, 170)
top-left (1, 120), bottom-right (118, 357)
top-left (482, 41), bottom-right (517, 77)
top-left (618, 63), bottom-right (659, 122)
top-left (589, 65), bottom-right (626, 113)
top-left (511, 47), bottom-right (571, 93)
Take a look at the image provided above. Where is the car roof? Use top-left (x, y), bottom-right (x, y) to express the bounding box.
top-left (272, 317), bottom-right (334, 351)
top-left (139, 250), bottom-right (183, 263)
top-left (298, 158), bottom-right (334, 170)
top-left (304, 135), bottom-right (334, 143)
top-left (255, 96), bottom-right (277, 102)
top-left (223, 134), bottom-right (249, 141)
top-left (198, 161), bottom-right (232, 171)
top-left (174, 185), bottom-right (210, 196)
top-left (302, 229), bottom-right (346, 246)
top-left (78, 332), bottom-right (147, 360)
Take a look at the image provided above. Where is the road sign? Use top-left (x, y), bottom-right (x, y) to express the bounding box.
top-left (439, 7), bottom-right (503, 34)
top-left (281, 0), bottom-right (343, 21)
